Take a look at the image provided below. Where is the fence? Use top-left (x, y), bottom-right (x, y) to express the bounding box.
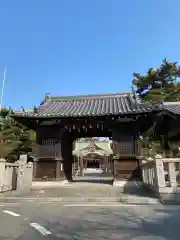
top-left (0, 155), bottom-right (33, 193)
top-left (141, 156), bottom-right (180, 203)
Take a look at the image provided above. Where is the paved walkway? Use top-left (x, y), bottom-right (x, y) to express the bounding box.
top-left (0, 177), bottom-right (159, 205)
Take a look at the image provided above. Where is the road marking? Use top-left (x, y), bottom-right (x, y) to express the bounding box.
top-left (30, 223), bottom-right (52, 236)
top-left (64, 203), bottom-right (137, 207)
top-left (3, 210), bottom-right (20, 216)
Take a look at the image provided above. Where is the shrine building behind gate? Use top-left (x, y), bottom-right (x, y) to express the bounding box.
top-left (73, 140), bottom-right (113, 176)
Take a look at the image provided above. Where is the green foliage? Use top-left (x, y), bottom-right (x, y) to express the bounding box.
top-left (132, 59), bottom-right (180, 155)
top-left (0, 108), bottom-right (36, 159)
top-left (132, 58), bottom-right (180, 103)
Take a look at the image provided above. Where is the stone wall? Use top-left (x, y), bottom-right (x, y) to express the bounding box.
top-left (0, 155), bottom-right (33, 193)
top-left (141, 156), bottom-right (180, 204)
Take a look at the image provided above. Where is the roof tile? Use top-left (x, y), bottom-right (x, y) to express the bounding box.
top-left (163, 102), bottom-right (180, 115)
top-left (12, 93), bottom-right (158, 118)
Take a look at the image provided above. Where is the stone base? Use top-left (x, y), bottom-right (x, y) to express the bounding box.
top-left (159, 193), bottom-right (180, 205)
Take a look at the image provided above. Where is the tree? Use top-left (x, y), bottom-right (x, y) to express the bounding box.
top-left (132, 58), bottom-right (180, 103)
top-left (132, 59), bottom-right (180, 157)
top-left (0, 108), bottom-right (36, 160)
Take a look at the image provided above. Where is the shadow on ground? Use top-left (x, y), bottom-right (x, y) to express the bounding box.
top-left (122, 180), bottom-right (157, 199)
top-left (120, 168), bottom-right (157, 199)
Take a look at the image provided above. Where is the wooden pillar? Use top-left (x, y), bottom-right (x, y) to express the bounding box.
top-left (61, 132), bottom-right (73, 182)
top-left (163, 133), bottom-right (171, 157)
top-left (112, 156), bottom-right (116, 178)
top-left (77, 156), bottom-right (80, 171)
top-left (79, 157), bottom-right (84, 176)
top-left (111, 123), bottom-right (138, 180)
top-left (56, 160), bottom-right (61, 180)
top-left (75, 156), bottom-right (78, 169)
top-left (33, 158), bottom-right (38, 180)
top-left (161, 119), bottom-right (172, 157)
top-left (104, 155), bottom-right (108, 173)
top-left (85, 160), bottom-right (87, 169)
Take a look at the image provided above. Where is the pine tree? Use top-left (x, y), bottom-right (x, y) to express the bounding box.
top-left (132, 58), bottom-right (180, 103)
top-left (0, 108), bottom-right (36, 160)
top-left (132, 59), bottom-right (180, 156)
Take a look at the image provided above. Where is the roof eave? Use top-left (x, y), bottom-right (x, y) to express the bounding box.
top-left (11, 108), bottom-right (160, 120)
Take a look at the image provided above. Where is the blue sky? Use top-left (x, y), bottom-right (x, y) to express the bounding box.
top-left (0, 0), bottom-right (180, 109)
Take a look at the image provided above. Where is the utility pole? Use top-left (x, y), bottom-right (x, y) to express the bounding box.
top-left (0, 66), bottom-right (6, 109)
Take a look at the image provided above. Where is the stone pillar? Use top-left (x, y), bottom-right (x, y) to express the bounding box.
top-left (17, 154), bottom-right (31, 192)
top-left (168, 162), bottom-right (177, 187)
top-left (0, 158), bottom-right (6, 192)
top-left (19, 154), bottom-right (27, 164)
top-left (154, 156), bottom-right (166, 191)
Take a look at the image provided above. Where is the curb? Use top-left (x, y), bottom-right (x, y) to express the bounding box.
top-left (32, 180), bottom-right (68, 188)
top-left (0, 197), bottom-right (160, 205)
top-left (159, 199), bottom-right (180, 205)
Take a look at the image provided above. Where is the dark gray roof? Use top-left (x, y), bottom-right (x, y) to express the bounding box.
top-left (162, 102), bottom-right (180, 115)
top-left (12, 92), bottom-right (159, 119)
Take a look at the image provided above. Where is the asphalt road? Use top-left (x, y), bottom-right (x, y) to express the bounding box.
top-left (0, 202), bottom-right (179, 239)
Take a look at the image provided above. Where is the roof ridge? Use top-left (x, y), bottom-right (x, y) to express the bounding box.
top-left (49, 92), bottom-right (133, 102)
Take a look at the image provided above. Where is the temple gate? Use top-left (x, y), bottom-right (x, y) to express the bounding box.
top-left (11, 92), bottom-right (160, 182)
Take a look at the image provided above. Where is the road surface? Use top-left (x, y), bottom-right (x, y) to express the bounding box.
top-left (0, 176), bottom-right (179, 239)
top-left (0, 200), bottom-right (180, 239)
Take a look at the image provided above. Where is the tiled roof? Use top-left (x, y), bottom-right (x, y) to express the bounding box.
top-left (12, 92), bottom-right (159, 119)
top-left (162, 102), bottom-right (180, 115)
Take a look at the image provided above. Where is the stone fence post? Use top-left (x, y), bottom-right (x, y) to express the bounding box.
top-left (167, 161), bottom-right (177, 187)
top-left (16, 154), bottom-right (33, 192)
top-left (26, 162), bottom-right (33, 189)
top-left (0, 158), bottom-right (6, 192)
top-left (154, 155), bottom-right (166, 192)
